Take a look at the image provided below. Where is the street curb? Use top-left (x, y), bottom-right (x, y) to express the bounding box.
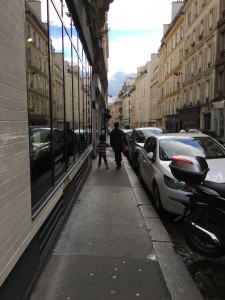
top-left (123, 155), bottom-right (204, 300)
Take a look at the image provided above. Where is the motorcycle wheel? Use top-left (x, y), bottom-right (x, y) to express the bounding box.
top-left (183, 208), bottom-right (225, 258)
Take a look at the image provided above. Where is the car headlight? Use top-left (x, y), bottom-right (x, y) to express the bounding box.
top-left (164, 175), bottom-right (186, 191)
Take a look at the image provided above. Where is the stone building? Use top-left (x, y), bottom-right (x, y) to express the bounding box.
top-left (158, 1), bottom-right (184, 131)
top-left (212, 0), bottom-right (225, 138)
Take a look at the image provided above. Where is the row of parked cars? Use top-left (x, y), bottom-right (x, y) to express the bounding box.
top-left (122, 127), bottom-right (225, 216)
top-left (29, 127), bottom-right (90, 180)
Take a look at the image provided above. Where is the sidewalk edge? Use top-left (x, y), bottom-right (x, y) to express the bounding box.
top-left (123, 155), bottom-right (203, 300)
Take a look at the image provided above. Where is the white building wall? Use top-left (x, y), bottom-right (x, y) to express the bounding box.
top-left (0, 0), bottom-right (68, 286)
top-left (0, 0), bottom-right (31, 286)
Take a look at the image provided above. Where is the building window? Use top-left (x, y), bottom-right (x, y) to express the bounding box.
top-left (26, 0), bottom-right (92, 214)
top-left (193, 2), bottom-right (197, 17)
top-left (187, 11), bottom-right (192, 26)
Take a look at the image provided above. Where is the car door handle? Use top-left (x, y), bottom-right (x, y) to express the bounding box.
top-left (142, 157), bottom-right (146, 163)
top-left (139, 154), bottom-right (146, 163)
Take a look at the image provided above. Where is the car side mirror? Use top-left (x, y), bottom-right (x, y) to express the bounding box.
top-left (147, 152), bottom-right (155, 160)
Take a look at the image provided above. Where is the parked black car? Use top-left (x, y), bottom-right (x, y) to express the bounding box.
top-left (121, 129), bottom-right (132, 157)
top-left (29, 127), bottom-right (65, 180)
top-left (199, 130), bottom-right (225, 146)
top-left (127, 127), bottom-right (163, 170)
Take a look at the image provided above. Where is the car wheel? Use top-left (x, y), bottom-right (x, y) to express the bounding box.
top-left (153, 184), bottom-right (163, 214)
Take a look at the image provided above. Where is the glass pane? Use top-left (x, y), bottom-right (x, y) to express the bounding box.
top-left (78, 34), bottom-right (83, 60)
top-left (64, 29), bottom-right (77, 167)
top-left (78, 54), bottom-right (87, 155)
top-left (49, 1), bottom-right (65, 181)
top-left (25, 0), bottom-right (52, 209)
top-left (72, 46), bottom-right (80, 158)
top-left (80, 52), bottom-right (85, 136)
top-left (52, 0), bottom-right (63, 16)
top-left (63, 0), bottom-right (72, 37)
top-left (82, 58), bottom-right (92, 144)
top-left (72, 21), bottom-right (78, 51)
top-left (87, 65), bottom-right (92, 144)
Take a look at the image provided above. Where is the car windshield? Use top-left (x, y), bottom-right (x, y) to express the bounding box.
top-left (30, 128), bottom-right (51, 143)
top-left (159, 137), bottom-right (225, 161)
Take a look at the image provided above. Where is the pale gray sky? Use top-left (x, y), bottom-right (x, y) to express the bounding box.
top-left (108, 0), bottom-right (173, 101)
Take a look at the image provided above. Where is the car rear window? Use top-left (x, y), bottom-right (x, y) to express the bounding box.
top-left (159, 137), bottom-right (225, 160)
top-left (141, 128), bottom-right (163, 138)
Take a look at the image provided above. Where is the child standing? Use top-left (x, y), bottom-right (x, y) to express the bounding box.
top-left (97, 134), bottom-right (109, 169)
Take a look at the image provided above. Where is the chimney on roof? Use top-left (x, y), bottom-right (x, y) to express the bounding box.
top-left (171, 1), bottom-right (183, 21)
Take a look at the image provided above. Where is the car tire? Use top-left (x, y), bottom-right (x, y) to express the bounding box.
top-left (153, 184), bottom-right (163, 214)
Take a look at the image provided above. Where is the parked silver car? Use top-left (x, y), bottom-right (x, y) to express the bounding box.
top-left (138, 132), bottom-right (225, 215)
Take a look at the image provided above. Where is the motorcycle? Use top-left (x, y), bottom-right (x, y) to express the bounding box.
top-left (169, 155), bottom-right (225, 258)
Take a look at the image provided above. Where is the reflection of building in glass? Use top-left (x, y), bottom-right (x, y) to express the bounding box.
top-left (0, 0), bottom-right (112, 298)
top-left (26, 2), bottom-right (49, 126)
top-left (53, 53), bottom-right (64, 128)
top-left (64, 60), bottom-right (74, 128)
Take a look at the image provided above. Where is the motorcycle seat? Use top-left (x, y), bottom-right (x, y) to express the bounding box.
top-left (203, 181), bottom-right (225, 198)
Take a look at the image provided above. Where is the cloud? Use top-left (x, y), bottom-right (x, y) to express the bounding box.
top-left (107, 0), bottom-right (173, 101)
top-left (108, 0), bottom-right (171, 31)
top-left (108, 71), bottom-right (136, 103)
top-left (108, 29), bottom-right (162, 76)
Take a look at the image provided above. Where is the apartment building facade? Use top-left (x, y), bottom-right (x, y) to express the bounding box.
top-left (212, 0), bottom-right (225, 138)
top-left (150, 60), bottom-right (160, 128)
top-left (181, 0), bottom-right (219, 131)
top-left (158, 1), bottom-right (184, 131)
top-left (147, 53), bottom-right (160, 127)
top-left (134, 65), bottom-right (147, 127)
top-left (121, 77), bottom-right (135, 128)
top-left (129, 84), bottom-right (137, 128)
top-left (158, 0), bottom-right (225, 134)
top-left (110, 0), bottom-right (225, 141)
top-left (108, 96), bottom-right (122, 127)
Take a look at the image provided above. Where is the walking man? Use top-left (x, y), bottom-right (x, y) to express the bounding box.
top-left (110, 122), bottom-right (127, 169)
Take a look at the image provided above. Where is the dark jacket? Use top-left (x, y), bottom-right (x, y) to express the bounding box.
top-left (110, 128), bottom-right (127, 151)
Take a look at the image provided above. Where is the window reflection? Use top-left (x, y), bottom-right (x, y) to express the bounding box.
top-left (26, 0), bottom-right (92, 212)
top-left (52, 0), bottom-right (63, 16)
top-left (26, 0), bottom-right (52, 208)
top-left (64, 30), bottom-right (77, 166)
top-left (49, 1), bottom-right (65, 181)
top-left (62, 0), bottom-right (72, 36)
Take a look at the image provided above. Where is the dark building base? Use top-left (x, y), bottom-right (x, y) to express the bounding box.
top-left (0, 156), bottom-right (92, 300)
top-left (166, 107), bottom-right (200, 132)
